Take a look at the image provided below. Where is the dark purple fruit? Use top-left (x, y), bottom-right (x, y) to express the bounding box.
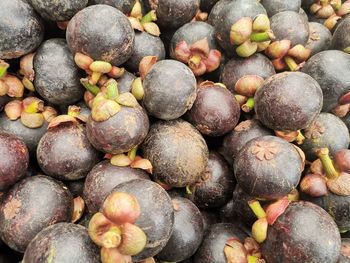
top-left (332, 17), bottom-right (350, 53)
top-left (66, 5), bottom-right (135, 66)
top-left (86, 104), bottom-right (149, 154)
top-left (186, 83), bottom-right (240, 136)
top-left (34, 38), bottom-right (83, 105)
top-left (157, 197), bottom-right (204, 262)
top-left (220, 53), bottom-right (276, 94)
top-left (187, 151), bottom-right (235, 208)
top-left (255, 72), bottom-right (323, 131)
top-left (118, 71), bottom-right (137, 93)
top-left (143, 60), bottom-right (197, 120)
top-left (200, 0), bottom-right (219, 12)
top-left (0, 96), bottom-right (10, 112)
top-left (201, 210), bottom-right (219, 235)
top-left (262, 201), bottom-right (341, 263)
top-left (83, 160), bottom-right (150, 213)
top-left (302, 50), bottom-right (350, 112)
top-left (234, 135), bottom-right (302, 200)
top-left (270, 11), bottom-right (309, 47)
top-left (125, 32), bottom-right (165, 73)
top-left (220, 119), bottom-right (273, 165)
top-left (0, 0), bottom-right (44, 59)
top-left (111, 179), bottom-right (174, 261)
top-left (89, 0), bottom-right (137, 14)
top-left (338, 238), bottom-right (350, 263)
top-left (0, 175), bottom-right (73, 252)
top-left (0, 132), bottom-right (29, 191)
top-left (23, 223), bottom-right (99, 263)
top-left (27, 0), bottom-right (88, 21)
top-left (213, 0), bottom-right (267, 56)
top-left (64, 178), bottom-right (85, 197)
top-left (261, 0), bottom-right (301, 17)
top-left (0, 113), bottom-right (47, 156)
top-left (37, 121), bottom-right (101, 181)
top-left (146, 0), bottom-right (200, 29)
top-left (306, 22), bottom-right (332, 56)
top-left (207, 0), bottom-right (231, 26)
top-left (301, 113), bottom-right (350, 161)
top-left (142, 119), bottom-right (209, 187)
top-left (193, 223), bottom-right (248, 263)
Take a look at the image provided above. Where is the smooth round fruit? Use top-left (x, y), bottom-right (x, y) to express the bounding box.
top-left (261, 0), bottom-right (301, 17)
top-left (23, 223), bottom-right (100, 263)
top-left (332, 17), bottom-right (350, 53)
top-left (143, 60), bottom-right (197, 120)
top-left (89, 0), bottom-right (137, 14)
top-left (34, 38), bottom-right (83, 105)
top-left (254, 72), bottom-right (323, 131)
top-left (0, 0), bottom-right (44, 59)
top-left (0, 175), bottom-right (73, 252)
top-left (142, 119), bottom-right (209, 187)
top-left (0, 132), bottom-right (29, 191)
top-left (66, 5), bottom-right (135, 66)
top-left (306, 22), bottom-right (332, 56)
top-left (234, 135), bottom-right (302, 200)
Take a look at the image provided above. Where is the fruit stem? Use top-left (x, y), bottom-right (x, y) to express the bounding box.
top-left (141, 10), bottom-right (157, 24)
top-left (317, 148), bottom-right (339, 179)
top-left (248, 255), bottom-right (261, 263)
top-left (0, 60), bottom-right (9, 78)
top-left (127, 146), bottom-right (138, 161)
top-left (188, 55), bottom-right (202, 69)
top-left (296, 130), bottom-right (305, 145)
top-left (186, 185), bottom-right (193, 195)
top-left (242, 97), bottom-right (255, 112)
top-left (248, 200), bottom-right (266, 219)
top-left (284, 56), bottom-right (299, 71)
top-left (320, 0), bottom-right (329, 6)
top-left (250, 31), bottom-right (273, 42)
top-left (80, 78), bottom-right (100, 95)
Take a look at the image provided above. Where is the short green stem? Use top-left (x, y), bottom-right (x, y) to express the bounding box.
top-left (186, 185), bottom-right (193, 195)
top-left (284, 56), bottom-right (299, 71)
top-left (127, 146), bottom-right (138, 161)
top-left (317, 148), bottom-right (339, 179)
top-left (248, 255), bottom-right (260, 263)
top-left (250, 31), bottom-right (272, 42)
top-left (248, 200), bottom-right (266, 219)
top-left (141, 10), bottom-right (156, 24)
top-left (0, 62), bottom-right (9, 78)
top-left (296, 130), bottom-right (305, 145)
top-left (242, 97), bottom-right (255, 112)
top-left (81, 78), bottom-right (100, 95)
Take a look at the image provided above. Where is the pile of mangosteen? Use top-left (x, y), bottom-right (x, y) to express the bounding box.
top-left (1, 0), bottom-right (350, 262)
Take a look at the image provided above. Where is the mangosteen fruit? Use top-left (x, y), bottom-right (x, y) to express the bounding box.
top-left (118, 71), bottom-right (137, 93)
top-left (23, 223), bottom-right (100, 263)
top-left (187, 151), bottom-right (235, 209)
top-left (66, 5), bottom-right (135, 66)
top-left (332, 17), bottom-right (350, 53)
top-left (125, 32), bottom-right (165, 73)
top-left (156, 197), bottom-right (204, 262)
top-left (220, 53), bottom-right (276, 94)
top-left (142, 59), bottom-right (197, 120)
top-left (142, 119), bottom-right (209, 187)
top-left (0, 132), bottom-right (29, 191)
top-left (89, 0), bottom-right (137, 14)
top-left (27, 0), bottom-right (88, 22)
top-left (170, 21), bottom-right (222, 76)
top-left (201, 210), bottom-right (219, 235)
top-left (338, 238), bottom-right (350, 263)
top-left (110, 179), bottom-right (174, 261)
top-left (302, 50), bottom-right (350, 112)
top-left (306, 22), bottom-right (332, 56)
top-left (34, 38), bottom-right (83, 105)
top-left (261, 0), bottom-right (301, 17)
top-left (254, 72), bottom-right (323, 131)
top-left (200, 0), bottom-right (220, 13)
top-left (0, 175), bottom-right (73, 252)
top-left (207, 0), bottom-right (231, 26)
top-left (300, 113), bottom-right (350, 161)
top-left (0, 0), bottom-right (44, 59)
top-left (186, 82), bottom-right (240, 136)
top-left (213, 0), bottom-right (271, 57)
top-left (83, 160), bottom-right (150, 213)
top-left (0, 97), bottom-right (57, 156)
top-left (37, 109), bottom-right (101, 181)
top-left (86, 83), bottom-right (149, 154)
top-left (234, 135), bottom-right (302, 200)
top-left (261, 201), bottom-right (341, 263)
top-left (220, 119), bottom-right (273, 165)
top-left (193, 223), bottom-right (250, 263)
top-left (146, 0), bottom-right (200, 29)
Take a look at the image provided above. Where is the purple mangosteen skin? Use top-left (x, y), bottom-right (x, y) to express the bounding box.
top-left (0, 132), bottom-right (29, 191)
top-left (66, 4), bottom-right (135, 66)
top-left (332, 17), bottom-right (350, 52)
top-left (306, 22), bottom-right (332, 56)
top-left (234, 135), bottom-right (302, 200)
top-left (23, 223), bottom-right (100, 263)
top-left (262, 201), bottom-right (341, 263)
top-left (83, 160), bottom-right (150, 213)
top-left (0, 175), bottom-right (73, 253)
top-left (0, 0), bottom-right (44, 59)
top-left (261, 0), bottom-right (301, 17)
top-left (27, 0), bottom-right (88, 21)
